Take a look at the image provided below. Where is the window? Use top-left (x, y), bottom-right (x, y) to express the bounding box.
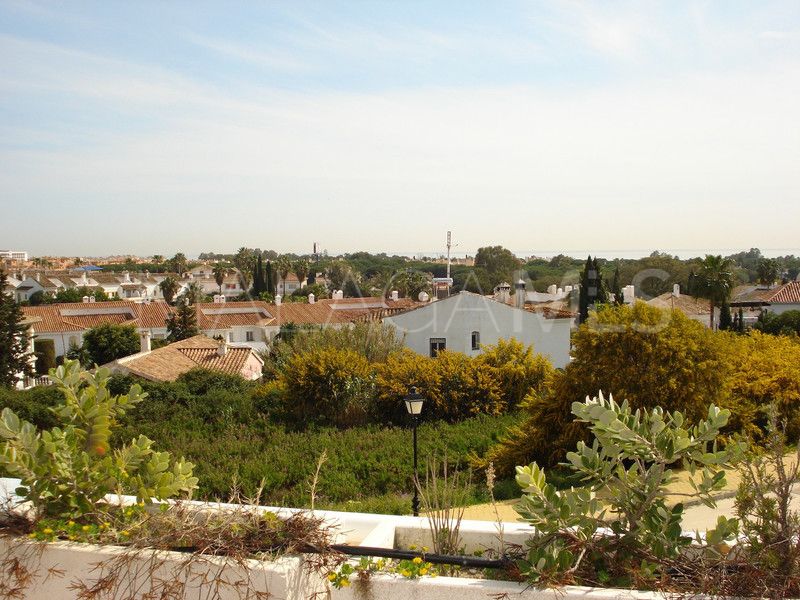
top-left (471, 331), bottom-right (480, 350)
top-left (429, 337), bottom-right (446, 357)
top-left (226, 283), bottom-right (236, 290)
top-left (246, 331), bottom-right (254, 342)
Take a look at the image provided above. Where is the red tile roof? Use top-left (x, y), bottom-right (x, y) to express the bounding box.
top-left (23, 301), bottom-right (172, 333)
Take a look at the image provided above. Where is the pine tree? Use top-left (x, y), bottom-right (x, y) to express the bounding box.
top-left (738, 307), bottom-right (746, 333)
top-left (166, 297), bottom-right (200, 342)
top-left (0, 269), bottom-right (33, 387)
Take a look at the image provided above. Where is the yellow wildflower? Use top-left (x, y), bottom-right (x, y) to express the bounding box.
top-left (42, 528), bottom-right (53, 535)
top-left (401, 569), bottom-right (411, 577)
top-left (68, 521), bottom-right (75, 527)
top-left (28, 533), bottom-right (37, 538)
top-left (408, 544), bottom-right (417, 550)
top-left (121, 530), bottom-right (130, 537)
top-left (419, 568), bottom-right (428, 576)
top-left (327, 573), bottom-right (336, 581)
top-left (340, 579), bottom-right (351, 588)
top-left (412, 557), bottom-right (422, 564)
top-left (81, 525), bottom-right (90, 532)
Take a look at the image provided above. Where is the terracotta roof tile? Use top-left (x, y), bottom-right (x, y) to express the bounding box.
top-left (112, 335), bottom-right (261, 382)
top-left (23, 301), bottom-right (172, 333)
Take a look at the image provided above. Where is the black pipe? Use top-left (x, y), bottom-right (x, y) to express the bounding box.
top-left (328, 544), bottom-right (510, 570)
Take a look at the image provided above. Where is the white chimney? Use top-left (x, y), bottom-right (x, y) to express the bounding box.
top-left (140, 330), bottom-right (152, 353)
top-left (213, 294), bottom-right (220, 303)
top-left (219, 295), bottom-right (226, 303)
top-left (390, 290), bottom-right (399, 301)
top-left (564, 285), bottom-right (573, 293)
top-left (217, 342), bottom-right (228, 357)
top-left (547, 284), bottom-right (557, 295)
top-left (82, 295), bottom-right (90, 303)
top-left (308, 293), bottom-right (315, 304)
top-left (418, 291), bottom-right (430, 302)
top-left (623, 285), bottom-right (636, 305)
top-left (89, 296), bottom-right (96, 303)
top-left (673, 283), bottom-right (680, 298)
top-left (275, 294), bottom-right (282, 306)
top-left (514, 279), bottom-right (526, 309)
top-left (557, 287), bottom-right (563, 295)
top-left (124, 271), bottom-right (130, 283)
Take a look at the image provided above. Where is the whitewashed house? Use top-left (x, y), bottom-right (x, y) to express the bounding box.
top-left (383, 289), bottom-right (574, 368)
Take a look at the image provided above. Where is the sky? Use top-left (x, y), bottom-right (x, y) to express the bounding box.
top-left (1, 1), bottom-right (799, 258)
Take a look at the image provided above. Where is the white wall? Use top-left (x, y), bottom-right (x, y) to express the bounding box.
top-left (766, 303), bottom-right (800, 316)
top-left (384, 292), bottom-right (572, 368)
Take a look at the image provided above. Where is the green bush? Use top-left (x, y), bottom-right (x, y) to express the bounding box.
top-left (82, 323), bottom-right (140, 366)
top-left (0, 361), bottom-right (197, 519)
top-left (33, 339), bottom-right (56, 374)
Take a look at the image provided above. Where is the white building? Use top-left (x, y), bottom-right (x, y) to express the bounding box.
top-left (0, 250), bottom-right (28, 262)
top-left (383, 290), bottom-right (574, 368)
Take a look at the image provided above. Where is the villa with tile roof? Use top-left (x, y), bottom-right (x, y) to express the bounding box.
top-left (731, 281), bottom-right (800, 315)
top-left (104, 335), bottom-right (264, 382)
top-left (22, 295), bottom-right (420, 358)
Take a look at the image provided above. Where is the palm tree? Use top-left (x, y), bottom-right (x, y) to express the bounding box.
top-left (695, 255), bottom-right (736, 329)
top-left (293, 259), bottom-right (310, 291)
top-left (213, 264), bottom-right (227, 295)
top-left (159, 276), bottom-right (180, 305)
top-left (152, 254), bottom-right (164, 266)
top-left (756, 258), bottom-right (779, 288)
top-left (276, 257), bottom-right (291, 296)
top-left (183, 281), bottom-right (205, 305)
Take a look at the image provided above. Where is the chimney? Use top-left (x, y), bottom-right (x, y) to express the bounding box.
top-left (139, 330), bottom-right (152, 353)
top-left (673, 283), bottom-right (680, 298)
top-left (217, 342), bottom-right (228, 357)
top-left (547, 284), bottom-right (557, 295)
top-left (564, 285), bottom-right (573, 293)
top-left (89, 296), bottom-right (96, 303)
top-left (514, 279), bottom-right (526, 309)
top-left (390, 290), bottom-right (399, 301)
top-left (275, 294), bottom-right (282, 306)
top-left (623, 285), bottom-right (636, 305)
top-left (308, 293), bottom-right (315, 304)
top-left (82, 295), bottom-right (90, 303)
top-left (82, 271), bottom-right (88, 284)
top-left (124, 271), bottom-right (130, 283)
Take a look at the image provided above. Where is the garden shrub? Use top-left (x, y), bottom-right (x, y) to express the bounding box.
top-left (481, 303), bottom-right (731, 474)
top-left (515, 392), bottom-right (740, 587)
top-left (280, 347), bottom-right (375, 427)
top-left (0, 361), bottom-right (197, 519)
top-left (33, 338), bottom-right (56, 374)
top-left (754, 309), bottom-right (800, 336)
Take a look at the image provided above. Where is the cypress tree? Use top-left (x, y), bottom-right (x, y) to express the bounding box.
top-left (738, 307), bottom-right (745, 333)
top-left (611, 265), bottom-right (623, 305)
top-left (252, 255), bottom-right (265, 296)
top-left (0, 269), bottom-right (33, 387)
top-left (719, 301), bottom-right (732, 331)
top-left (265, 261), bottom-right (275, 295)
top-left (578, 256), bottom-right (592, 324)
top-left (593, 257), bottom-right (608, 305)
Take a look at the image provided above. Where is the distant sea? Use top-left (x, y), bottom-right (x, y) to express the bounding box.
top-left (397, 248), bottom-right (800, 261)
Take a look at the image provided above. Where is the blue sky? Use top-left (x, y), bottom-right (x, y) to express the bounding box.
top-left (1, 1), bottom-right (799, 258)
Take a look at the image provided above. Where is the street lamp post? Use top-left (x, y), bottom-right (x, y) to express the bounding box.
top-left (404, 386), bottom-right (424, 517)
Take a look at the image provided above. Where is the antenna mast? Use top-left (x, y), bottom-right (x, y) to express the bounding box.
top-left (446, 231), bottom-right (452, 281)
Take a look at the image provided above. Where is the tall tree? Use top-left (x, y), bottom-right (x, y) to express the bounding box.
top-left (182, 281), bottom-right (205, 305)
top-left (718, 301), bottom-right (733, 331)
top-left (251, 255), bottom-right (266, 296)
top-left (0, 270), bottom-right (33, 387)
top-left (592, 257), bottom-right (608, 304)
top-left (695, 254), bottom-right (736, 329)
top-left (212, 264), bottom-right (227, 295)
top-left (293, 259), bottom-right (310, 290)
top-left (265, 260), bottom-right (275, 295)
top-left (82, 323), bottom-right (139, 366)
top-left (611, 264), bottom-right (623, 305)
top-left (756, 258), bottom-right (779, 288)
top-left (169, 252), bottom-right (188, 275)
top-left (151, 255), bottom-right (164, 266)
top-left (276, 256), bottom-right (291, 296)
top-left (474, 246), bottom-right (521, 287)
top-left (166, 297), bottom-right (199, 342)
top-left (159, 276), bottom-right (180, 304)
